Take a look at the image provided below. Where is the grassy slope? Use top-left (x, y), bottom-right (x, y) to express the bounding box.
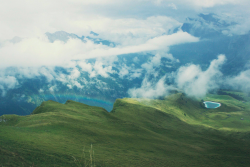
top-left (0, 94), bottom-right (250, 166)
top-left (133, 93), bottom-right (250, 131)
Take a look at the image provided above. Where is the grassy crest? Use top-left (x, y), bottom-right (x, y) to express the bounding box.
top-left (0, 93), bottom-right (250, 166)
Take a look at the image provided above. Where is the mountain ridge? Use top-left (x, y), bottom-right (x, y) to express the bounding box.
top-left (0, 92), bottom-right (250, 166)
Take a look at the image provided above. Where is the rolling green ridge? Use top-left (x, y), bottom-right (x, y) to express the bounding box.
top-left (0, 93), bottom-right (250, 166)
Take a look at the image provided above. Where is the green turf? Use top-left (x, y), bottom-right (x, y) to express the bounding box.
top-left (0, 93), bottom-right (250, 166)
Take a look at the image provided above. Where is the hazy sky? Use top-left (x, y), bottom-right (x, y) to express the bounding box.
top-left (0, 0), bottom-right (249, 67)
top-left (0, 0), bottom-right (249, 98)
top-left (0, 0), bottom-right (249, 39)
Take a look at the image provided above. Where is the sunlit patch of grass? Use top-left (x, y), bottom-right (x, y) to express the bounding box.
top-left (126, 93), bottom-right (250, 131)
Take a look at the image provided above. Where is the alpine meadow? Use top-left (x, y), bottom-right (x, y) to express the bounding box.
top-left (0, 0), bottom-right (250, 166)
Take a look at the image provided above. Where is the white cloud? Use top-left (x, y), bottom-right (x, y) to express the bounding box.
top-left (176, 54), bottom-right (226, 98)
top-left (128, 75), bottom-right (174, 98)
top-left (69, 68), bottom-right (81, 80)
top-left (93, 16), bottom-right (182, 46)
top-left (73, 81), bottom-right (84, 89)
top-left (38, 89), bottom-right (44, 93)
top-left (0, 0), bottom-right (248, 98)
top-left (150, 0), bottom-right (245, 8)
top-left (227, 19), bottom-right (250, 35)
top-left (39, 67), bottom-right (56, 82)
top-left (67, 84), bottom-right (73, 89)
top-left (78, 61), bottom-right (93, 73)
top-left (0, 31), bottom-right (198, 69)
top-left (142, 52), bottom-right (175, 72)
top-left (91, 61), bottom-right (114, 78)
top-left (0, 75), bottom-right (19, 96)
top-left (189, 0), bottom-right (244, 8)
top-left (4, 66), bottom-right (57, 83)
top-left (0, 0), bottom-right (249, 41)
top-left (82, 31), bottom-right (199, 60)
top-left (53, 67), bottom-right (85, 89)
top-left (49, 85), bottom-right (58, 93)
top-left (0, 76), bottom-right (18, 88)
top-left (153, 0), bottom-right (163, 6)
top-left (13, 67), bottom-right (41, 79)
top-left (226, 69), bottom-right (250, 93)
top-left (55, 73), bottom-right (68, 84)
top-left (0, 0), bottom-right (118, 40)
top-left (133, 57), bottom-right (139, 63)
top-left (0, 29), bottom-right (199, 95)
top-left (168, 3), bottom-right (177, 10)
top-left (130, 70), bottom-right (142, 79)
top-left (119, 65), bottom-right (130, 78)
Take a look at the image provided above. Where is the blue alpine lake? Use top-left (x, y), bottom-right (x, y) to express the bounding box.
top-left (203, 101), bottom-right (221, 109)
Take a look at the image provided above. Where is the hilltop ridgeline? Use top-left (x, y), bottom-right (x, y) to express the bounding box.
top-left (0, 93), bottom-right (250, 166)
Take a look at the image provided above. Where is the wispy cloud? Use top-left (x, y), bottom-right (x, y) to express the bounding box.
top-left (168, 3), bottom-right (177, 10)
top-left (128, 75), bottom-right (175, 98)
top-left (0, 0), bottom-right (249, 100)
top-left (0, 31), bottom-right (198, 68)
top-left (128, 55), bottom-right (227, 99)
top-left (141, 52), bottom-right (176, 73)
top-left (0, 76), bottom-right (19, 96)
top-left (175, 55), bottom-right (226, 98)
top-left (226, 69), bottom-right (250, 93)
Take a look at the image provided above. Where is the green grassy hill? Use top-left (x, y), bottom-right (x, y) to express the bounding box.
top-left (0, 93), bottom-right (250, 166)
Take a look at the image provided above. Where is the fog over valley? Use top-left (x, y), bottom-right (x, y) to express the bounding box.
top-left (0, 0), bottom-right (249, 114)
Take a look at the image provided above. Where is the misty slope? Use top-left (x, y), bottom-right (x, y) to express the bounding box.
top-left (1, 13), bottom-right (250, 117)
top-left (0, 93), bottom-right (250, 166)
top-left (171, 13), bottom-right (250, 75)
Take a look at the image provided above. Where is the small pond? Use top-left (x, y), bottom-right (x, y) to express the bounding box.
top-left (203, 101), bottom-right (221, 109)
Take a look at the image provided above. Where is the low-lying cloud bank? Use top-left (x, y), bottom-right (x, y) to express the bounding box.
top-left (0, 31), bottom-right (198, 68)
top-left (176, 55), bottom-right (226, 98)
top-left (128, 55), bottom-right (227, 99)
top-left (0, 0), bottom-right (249, 104)
top-left (0, 28), bottom-right (199, 96)
top-left (1, 52), bottom-right (249, 100)
top-left (128, 75), bottom-right (175, 98)
top-left (226, 69), bottom-right (250, 93)
top-left (0, 76), bottom-right (18, 96)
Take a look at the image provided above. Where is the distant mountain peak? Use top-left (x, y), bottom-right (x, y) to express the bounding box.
top-left (181, 13), bottom-right (235, 38)
top-left (45, 31), bottom-right (84, 43)
top-left (45, 31), bottom-right (115, 46)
